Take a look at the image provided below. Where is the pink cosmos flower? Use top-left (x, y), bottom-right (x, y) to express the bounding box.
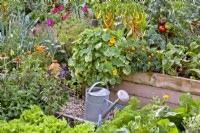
top-left (46, 19), bottom-right (53, 27)
top-left (58, 5), bottom-right (65, 10)
top-left (52, 9), bottom-right (58, 14)
top-left (82, 7), bottom-right (88, 13)
top-left (61, 16), bottom-right (66, 21)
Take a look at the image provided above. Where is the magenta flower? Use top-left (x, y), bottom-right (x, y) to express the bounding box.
top-left (52, 9), bottom-right (58, 14)
top-left (82, 7), bottom-right (88, 13)
top-left (65, 9), bottom-right (73, 17)
top-left (58, 5), bottom-right (65, 10)
top-left (46, 19), bottom-right (53, 27)
top-left (61, 16), bottom-right (66, 21)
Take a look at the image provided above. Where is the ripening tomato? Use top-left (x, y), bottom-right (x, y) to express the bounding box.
top-left (158, 25), bottom-right (166, 33)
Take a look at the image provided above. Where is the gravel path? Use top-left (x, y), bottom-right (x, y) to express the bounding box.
top-left (61, 97), bottom-right (120, 121)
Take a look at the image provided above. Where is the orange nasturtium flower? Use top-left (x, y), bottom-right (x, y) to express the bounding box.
top-left (108, 38), bottom-right (116, 47)
top-left (113, 69), bottom-right (118, 76)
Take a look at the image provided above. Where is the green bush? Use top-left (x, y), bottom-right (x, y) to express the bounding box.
top-left (0, 55), bottom-right (68, 121)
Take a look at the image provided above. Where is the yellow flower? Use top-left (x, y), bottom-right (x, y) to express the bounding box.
top-left (147, 61), bottom-right (151, 65)
top-left (109, 38), bottom-right (116, 44)
top-left (151, 53), bottom-right (154, 57)
top-left (148, 55), bottom-right (151, 58)
top-left (131, 47), bottom-right (136, 51)
top-left (108, 42), bottom-right (114, 47)
top-left (163, 95), bottom-right (169, 99)
top-left (141, 47), bottom-right (145, 51)
top-left (113, 69), bottom-right (117, 76)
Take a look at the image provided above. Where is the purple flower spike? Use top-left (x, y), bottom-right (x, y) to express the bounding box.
top-left (58, 5), bottom-right (65, 10)
top-left (46, 19), bottom-right (53, 27)
top-left (52, 9), bottom-right (58, 14)
top-left (82, 7), bottom-right (88, 13)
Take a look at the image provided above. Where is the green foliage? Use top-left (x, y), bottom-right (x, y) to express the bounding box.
top-left (143, 0), bottom-right (200, 49)
top-left (182, 115), bottom-right (200, 133)
top-left (68, 28), bottom-right (132, 87)
top-left (0, 105), bottom-right (95, 133)
top-left (0, 55), bottom-right (68, 121)
top-left (99, 93), bottom-right (200, 133)
top-left (128, 39), bottom-right (162, 72)
top-left (159, 42), bottom-right (200, 78)
top-left (54, 14), bottom-right (87, 60)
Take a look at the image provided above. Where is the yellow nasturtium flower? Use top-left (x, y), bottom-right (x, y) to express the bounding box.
top-left (109, 38), bottom-right (116, 44)
top-left (113, 69), bottom-right (117, 76)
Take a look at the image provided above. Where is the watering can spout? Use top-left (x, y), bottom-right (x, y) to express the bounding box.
top-left (97, 90), bottom-right (129, 128)
top-left (101, 90), bottom-right (129, 119)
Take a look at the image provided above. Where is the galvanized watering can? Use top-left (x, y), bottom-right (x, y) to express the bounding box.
top-left (85, 82), bottom-right (129, 125)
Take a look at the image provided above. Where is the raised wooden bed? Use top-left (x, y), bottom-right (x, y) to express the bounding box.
top-left (110, 72), bottom-right (200, 108)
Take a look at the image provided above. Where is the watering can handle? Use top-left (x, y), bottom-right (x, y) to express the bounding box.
top-left (88, 82), bottom-right (104, 93)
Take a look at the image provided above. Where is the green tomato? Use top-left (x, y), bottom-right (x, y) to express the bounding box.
top-left (165, 23), bottom-right (173, 30)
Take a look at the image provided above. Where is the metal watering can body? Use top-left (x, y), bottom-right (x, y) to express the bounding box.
top-left (85, 82), bottom-right (110, 122)
top-left (85, 82), bottom-right (129, 125)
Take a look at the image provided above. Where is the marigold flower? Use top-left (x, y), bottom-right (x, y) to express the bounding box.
top-left (141, 47), bottom-right (145, 51)
top-left (82, 7), bottom-right (88, 12)
top-left (46, 19), bottom-right (53, 27)
top-left (147, 61), bottom-right (151, 65)
top-left (148, 55), bottom-right (151, 58)
top-left (163, 95), bottom-right (169, 99)
top-left (131, 47), bottom-right (136, 51)
top-left (151, 53), bottom-right (154, 57)
top-left (113, 69), bottom-right (117, 76)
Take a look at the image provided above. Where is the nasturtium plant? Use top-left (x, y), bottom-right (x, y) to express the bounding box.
top-left (68, 28), bottom-right (132, 87)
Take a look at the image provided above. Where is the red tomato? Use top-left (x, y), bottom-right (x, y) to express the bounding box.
top-left (158, 25), bottom-right (166, 33)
